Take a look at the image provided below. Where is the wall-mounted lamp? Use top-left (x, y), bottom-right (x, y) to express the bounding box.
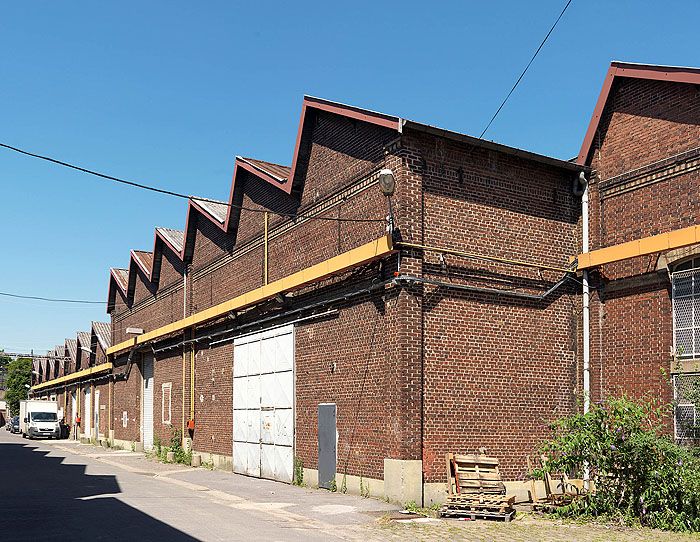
top-left (378, 168), bottom-right (396, 196)
top-left (378, 168), bottom-right (396, 235)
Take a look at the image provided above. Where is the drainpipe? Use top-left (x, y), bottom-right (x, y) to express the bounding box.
top-left (182, 267), bottom-right (187, 439)
top-left (579, 172), bottom-right (591, 415)
top-left (575, 171), bottom-right (591, 489)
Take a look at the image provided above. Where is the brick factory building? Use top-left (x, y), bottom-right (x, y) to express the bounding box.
top-left (31, 61), bottom-right (700, 505)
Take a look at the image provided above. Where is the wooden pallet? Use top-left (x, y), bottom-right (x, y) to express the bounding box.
top-left (440, 508), bottom-right (516, 522)
top-left (441, 452), bottom-right (516, 521)
top-left (441, 494), bottom-right (515, 513)
top-left (440, 494), bottom-right (516, 521)
top-left (446, 452), bottom-right (507, 495)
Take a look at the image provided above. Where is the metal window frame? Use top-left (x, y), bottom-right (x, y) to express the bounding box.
top-left (161, 382), bottom-right (172, 425)
top-left (672, 258), bottom-right (700, 360)
top-left (673, 372), bottom-right (700, 442)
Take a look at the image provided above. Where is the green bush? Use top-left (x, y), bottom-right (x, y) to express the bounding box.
top-left (536, 396), bottom-right (700, 531)
top-left (292, 456), bottom-right (304, 486)
top-left (169, 428), bottom-right (192, 465)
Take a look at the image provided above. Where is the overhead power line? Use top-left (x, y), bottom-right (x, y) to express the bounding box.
top-left (479, 0), bottom-right (574, 139)
top-left (0, 290), bottom-right (105, 304)
top-left (0, 142), bottom-right (384, 223)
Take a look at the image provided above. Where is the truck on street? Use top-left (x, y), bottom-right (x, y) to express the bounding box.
top-left (19, 400), bottom-right (60, 439)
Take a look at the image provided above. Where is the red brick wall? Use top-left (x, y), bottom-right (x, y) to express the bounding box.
top-left (113, 362), bottom-right (143, 443)
top-left (191, 343), bottom-right (233, 456)
top-left (93, 381), bottom-right (109, 437)
top-left (153, 351), bottom-right (185, 447)
top-left (103, 105), bottom-right (584, 488)
top-left (295, 290), bottom-right (405, 480)
top-left (400, 130), bottom-right (580, 481)
top-left (108, 111), bottom-right (398, 461)
top-left (586, 77), bottom-right (700, 415)
top-left (587, 78), bottom-right (700, 180)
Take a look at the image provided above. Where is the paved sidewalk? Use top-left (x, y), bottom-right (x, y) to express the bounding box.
top-left (36, 438), bottom-right (700, 541)
top-left (46, 438), bottom-right (398, 532)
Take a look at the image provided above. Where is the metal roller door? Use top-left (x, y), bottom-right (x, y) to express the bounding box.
top-left (142, 356), bottom-right (154, 450)
top-left (233, 325), bottom-right (294, 483)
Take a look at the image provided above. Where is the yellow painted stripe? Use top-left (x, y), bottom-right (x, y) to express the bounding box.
top-left (577, 224), bottom-right (700, 270)
top-left (31, 362), bottom-right (113, 391)
top-left (108, 235), bottom-right (395, 356)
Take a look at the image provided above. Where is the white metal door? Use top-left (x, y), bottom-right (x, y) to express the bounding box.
top-left (84, 388), bottom-right (91, 436)
top-left (94, 390), bottom-right (100, 438)
top-left (142, 357), bottom-right (154, 449)
top-left (71, 391), bottom-right (77, 439)
top-left (233, 325), bottom-right (294, 483)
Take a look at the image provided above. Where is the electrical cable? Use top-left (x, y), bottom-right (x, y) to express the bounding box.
top-left (0, 142), bottom-right (384, 223)
top-left (0, 290), bottom-right (104, 304)
top-left (479, 0), bottom-right (574, 138)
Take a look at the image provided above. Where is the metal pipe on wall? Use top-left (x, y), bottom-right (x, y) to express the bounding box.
top-left (574, 171), bottom-right (591, 490)
top-left (579, 172), bottom-right (591, 415)
top-left (182, 267), bottom-right (187, 439)
top-left (264, 211), bottom-right (269, 285)
top-left (190, 329), bottom-right (195, 424)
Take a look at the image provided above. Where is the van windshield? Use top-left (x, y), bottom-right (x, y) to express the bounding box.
top-left (31, 412), bottom-right (57, 422)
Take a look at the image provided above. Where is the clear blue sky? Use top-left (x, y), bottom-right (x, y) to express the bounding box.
top-left (0, 1), bottom-right (697, 353)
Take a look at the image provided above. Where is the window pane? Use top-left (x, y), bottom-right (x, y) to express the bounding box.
top-left (678, 329), bottom-right (693, 357)
top-left (676, 404), bottom-right (696, 439)
top-left (676, 260), bottom-right (695, 272)
top-left (676, 296), bottom-right (693, 328)
top-left (675, 274), bottom-right (693, 296)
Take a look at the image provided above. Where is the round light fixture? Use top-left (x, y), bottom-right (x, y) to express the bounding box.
top-left (378, 168), bottom-right (396, 196)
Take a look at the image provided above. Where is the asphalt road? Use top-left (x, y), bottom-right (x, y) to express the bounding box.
top-left (0, 429), bottom-right (393, 541)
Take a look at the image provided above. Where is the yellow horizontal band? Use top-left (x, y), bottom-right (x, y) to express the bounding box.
top-left (108, 235), bottom-right (395, 356)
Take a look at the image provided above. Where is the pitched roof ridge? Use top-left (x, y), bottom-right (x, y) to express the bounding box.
top-left (77, 331), bottom-right (91, 346)
top-left (237, 156), bottom-right (291, 182)
top-left (577, 61), bottom-right (700, 164)
top-left (611, 60), bottom-right (700, 72)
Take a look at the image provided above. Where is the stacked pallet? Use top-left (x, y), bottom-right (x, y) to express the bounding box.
top-left (439, 452), bottom-right (516, 522)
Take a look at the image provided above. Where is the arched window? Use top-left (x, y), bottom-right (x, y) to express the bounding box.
top-left (672, 257), bottom-right (700, 359)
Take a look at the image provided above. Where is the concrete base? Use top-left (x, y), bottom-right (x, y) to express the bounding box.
top-left (384, 459), bottom-right (422, 505)
top-left (192, 450), bottom-right (232, 471)
top-left (111, 438), bottom-right (143, 452)
top-left (303, 468), bottom-right (384, 497)
top-left (302, 459), bottom-right (422, 505)
top-left (302, 467), bottom-right (319, 488)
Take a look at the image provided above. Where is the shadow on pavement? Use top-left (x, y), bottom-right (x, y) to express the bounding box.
top-left (0, 440), bottom-right (198, 541)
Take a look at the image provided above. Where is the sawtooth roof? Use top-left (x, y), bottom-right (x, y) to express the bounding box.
top-left (77, 331), bottom-right (91, 351)
top-left (92, 321), bottom-right (111, 351)
top-left (65, 339), bottom-right (77, 363)
top-left (107, 94), bottom-right (587, 313)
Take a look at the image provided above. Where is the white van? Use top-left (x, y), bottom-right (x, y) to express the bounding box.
top-left (19, 400), bottom-right (60, 439)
